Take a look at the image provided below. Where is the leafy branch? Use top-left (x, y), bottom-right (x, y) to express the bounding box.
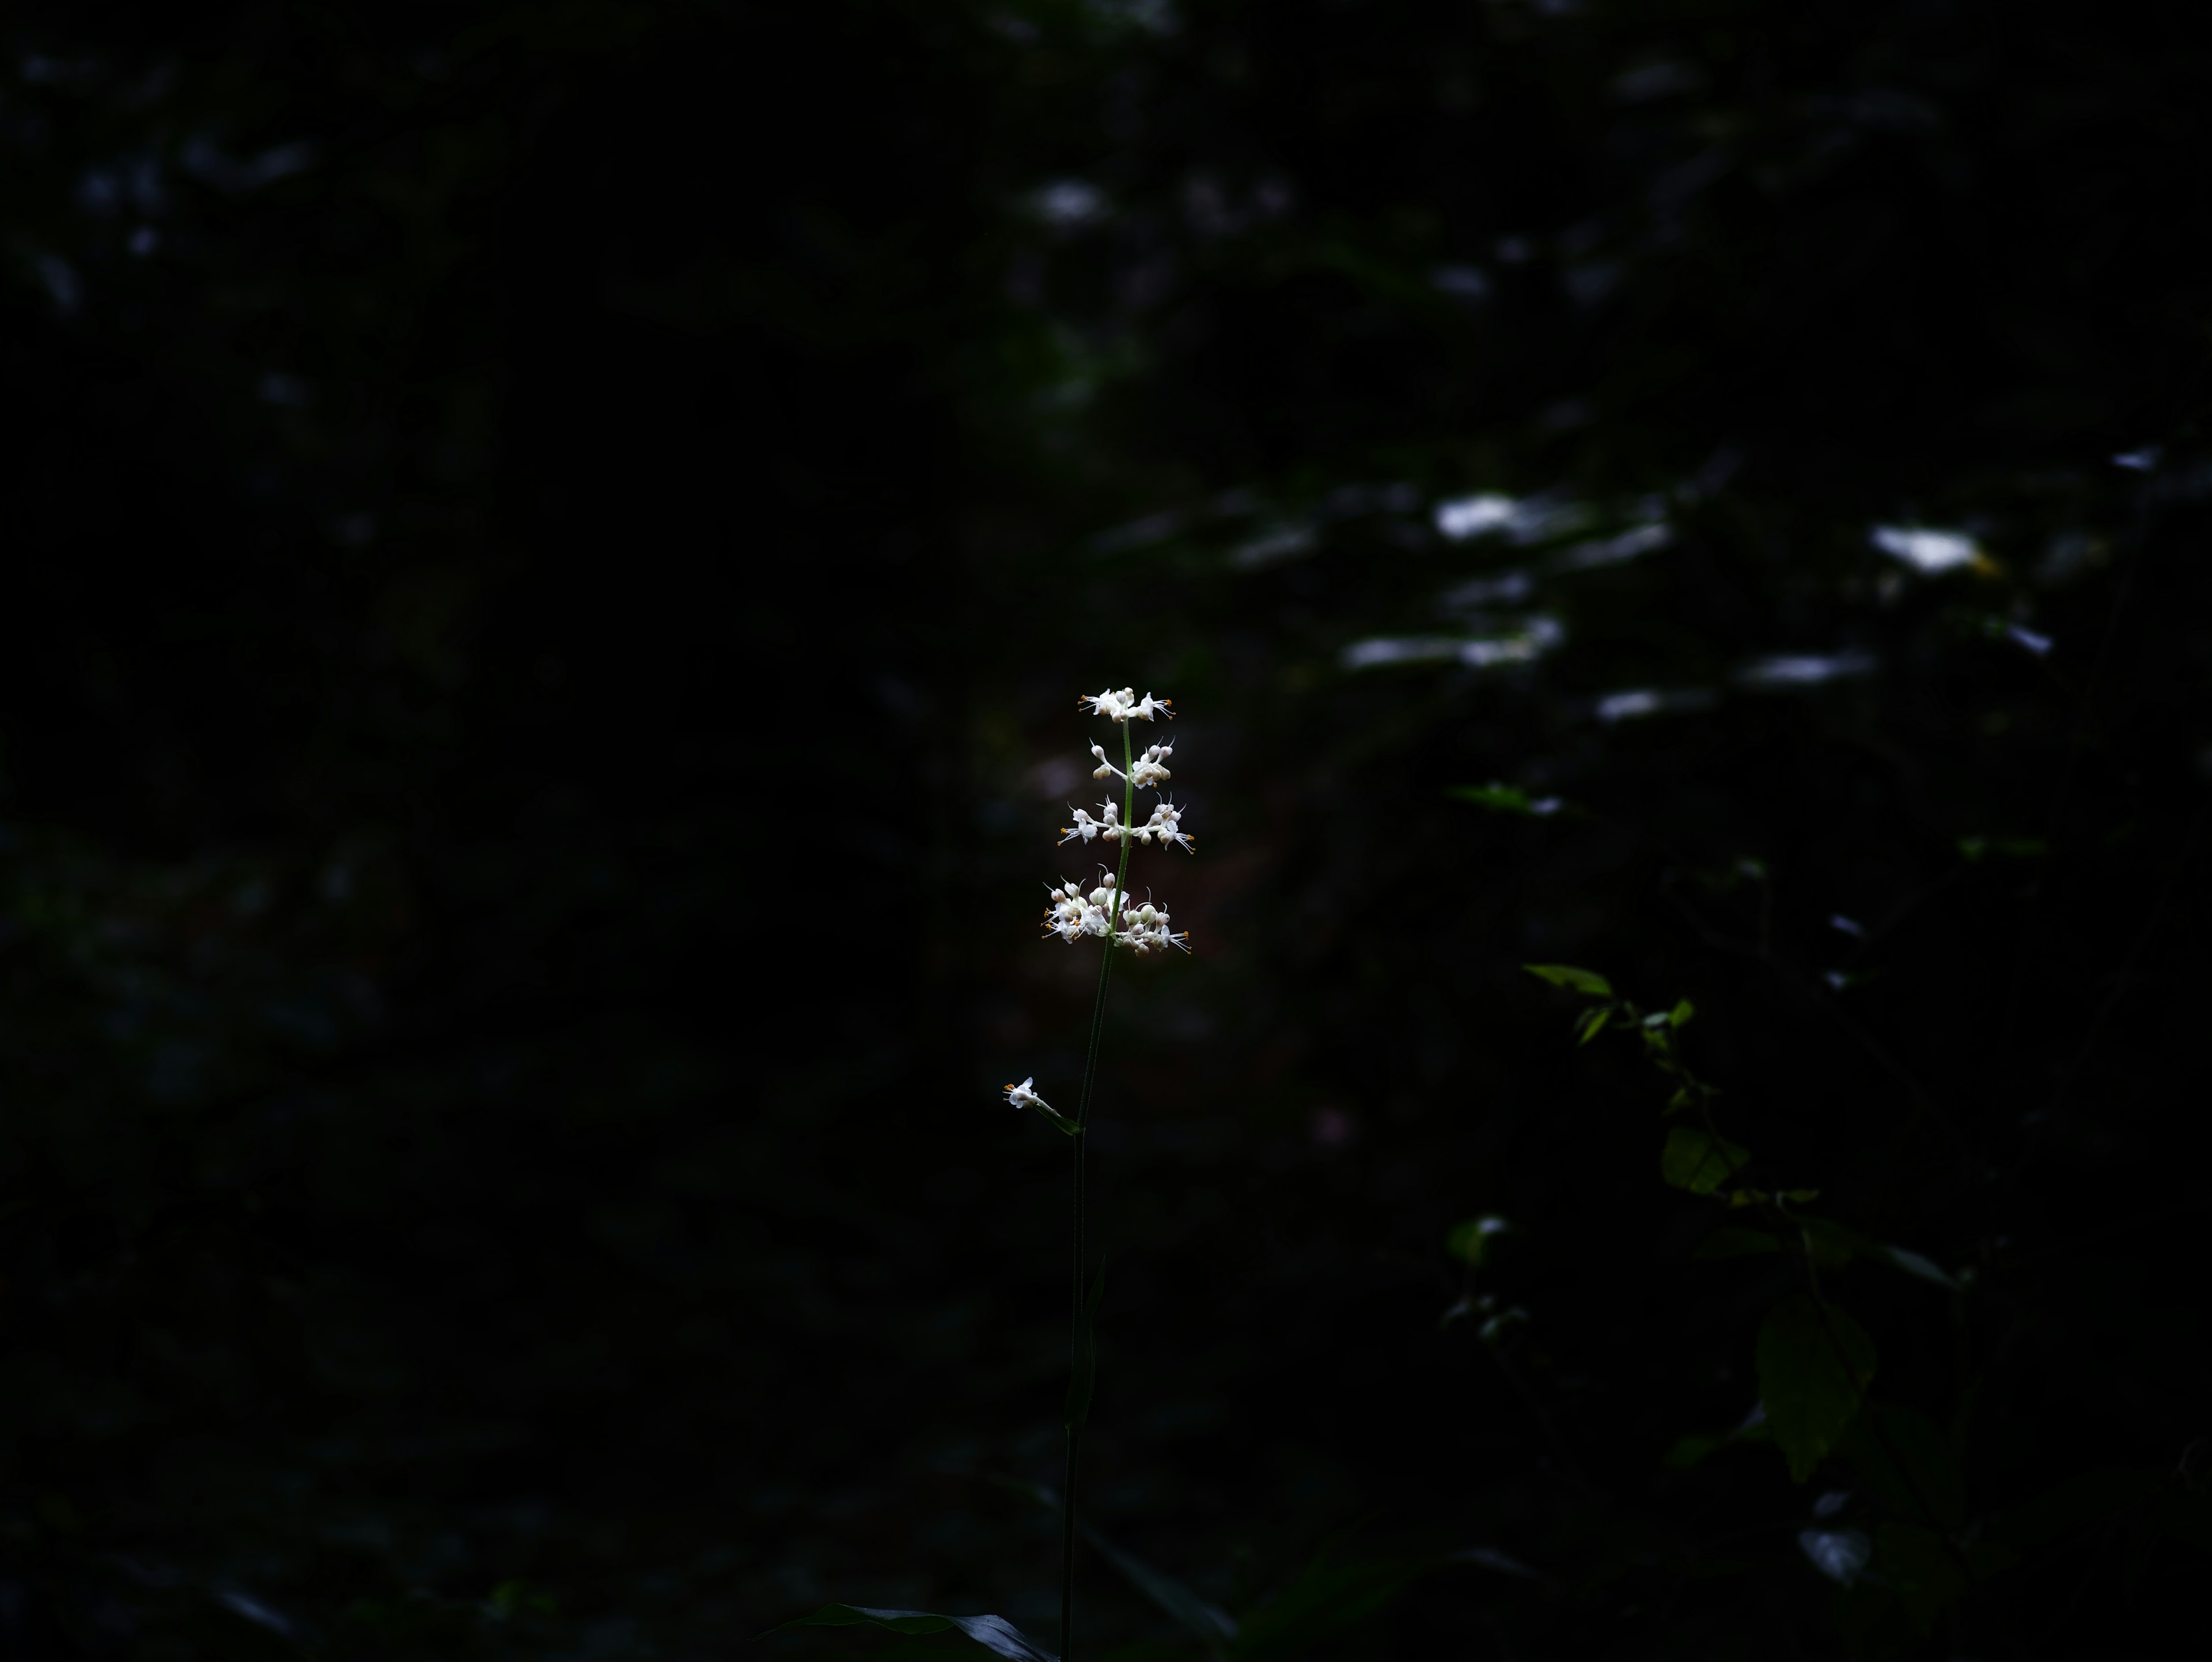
top-left (1525, 964), bottom-right (1995, 1635)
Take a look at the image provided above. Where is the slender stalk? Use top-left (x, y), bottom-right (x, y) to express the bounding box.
top-left (1062, 718), bottom-right (1138, 1662)
top-left (1060, 940), bottom-right (1106, 1662)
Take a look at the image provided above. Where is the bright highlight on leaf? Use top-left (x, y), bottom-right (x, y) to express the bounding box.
top-left (1524, 963), bottom-right (1612, 997)
top-left (778, 1606), bottom-right (1059, 1662)
top-left (1877, 1243), bottom-right (1961, 1291)
top-left (1446, 1214), bottom-right (1512, 1266)
top-left (1446, 782), bottom-right (1564, 816)
top-left (1082, 1531), bottom-right (1238, 1643)
top-left (1798, 1525), bottom-right (1873, 1587)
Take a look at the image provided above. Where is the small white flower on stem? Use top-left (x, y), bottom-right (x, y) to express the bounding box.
top-left (1059, 807), bottom-right (1105, 845)
top-left (1032, 874), bottom-right (1116, 942)
top-left (1089, 742), bottom-right (1125, 782)
top-left (1078, 687), bottom-right (1137, 722)
top-left (1130, 741), bottom-right (1173, 789)
top-left (1042, 880), bottom-right (1089, 941)
top-left (1137, 798), bottom-right (1194, 853)
top-left (1130, 692), bottom-right (1173, 722)
top-left (1113, 895), bottom-right (1190, 955)
top-left (1005, 1076), bottom-right (1051, 1112)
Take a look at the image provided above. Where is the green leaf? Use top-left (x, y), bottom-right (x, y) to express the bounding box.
top-left (777, 1606), bottom-right (1058, 1662)
top-left (1694, 1226), bottom-right (1782, 1260)
top-left (1669, 998), bottom-right (1695, 1027)
top-left (1663, 1430), bottom-right (1732, 1468)
top-left (1874, 1243), bottom-right (1962, 1292)
top-left (488, 1579), bottom-right (558, 1619)
top-left (1959, 833), bottom-right (2050, 862)
top-left (1446, 782), bottom-right (1564, 816)
top-left (1063, 1258), bottom-right (1107, 1434)
top-left (1574, 1005), bottom-right (1611, 1046)
top-left (1839, 1406), bottom-right (1967, 1531)
top-left (997, 1481), bottom-right (1240, 1646)
top-left (1795, 1220), bottom-right (1963, 1290)
top-left (1523, 963), bottom-right (1612, 997)
top-left (1230, 1552), bottom-right (1427, 1662)
top-left (1661, 1127), bottom-right (1751, 1196)
top-left (1797, 1215), bottom-right (1870, 1267)
top-left (1083, 1530), bottom-right (1238, 1644)
top-left (1445, 1214), bottom-right (1510, 1267)
top-left (1756, 1294), bottom-right (1877, 1482)
top-left (1664, 1406), bottom-right (1771, 1467)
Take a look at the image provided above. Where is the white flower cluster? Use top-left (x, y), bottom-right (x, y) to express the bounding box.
top-left (1042, 876), bottom-right (1115, 942)
top-left (1089, 737), bottom-right (1175, 790)
top-left (1040, 874), bottom-right (1188, 954)
top-left (1116, 894), bottom-right (1188, 955)
top-left (1058, 796), bottom-right (1192, 851)
top-left (1007, 684), bottom-right (1197, 1117)
top-left (1078, 687), bottom-right (1173, 724)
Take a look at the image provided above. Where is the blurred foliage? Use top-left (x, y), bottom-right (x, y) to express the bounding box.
top-left (2, 1), bottom-right (2210, 1657)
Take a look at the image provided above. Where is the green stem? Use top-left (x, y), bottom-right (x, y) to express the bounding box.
top-left (1062, 719), bottom-right (1138, 1662)
top-left (1111, 718), bottom-right (1137, 947)
top-left (1060, 940), bottom-right (1107, 1662)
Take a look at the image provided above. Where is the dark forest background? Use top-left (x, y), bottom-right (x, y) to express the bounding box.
top-left (2, 2), bottom-right (2210, 1657)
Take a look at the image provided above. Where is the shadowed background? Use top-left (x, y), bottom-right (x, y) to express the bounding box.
top-left (1, 3), bottom-right (2209, 1658)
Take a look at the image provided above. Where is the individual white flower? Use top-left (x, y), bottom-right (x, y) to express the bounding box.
top-left (1089, 741), bottom-right (1125, 782)
top-left (1129, 741), bottom-right (1172, 789)
top-left (1005, 1076), bottom-right (1052, 1112)
top-left (1130, 692), bottom-right (1173, 722)
top-left (1059, 805), bottom-right (1108, 845)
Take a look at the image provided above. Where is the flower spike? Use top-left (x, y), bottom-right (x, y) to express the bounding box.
top-left (1014, 682), bottom-right (1195, 1115)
